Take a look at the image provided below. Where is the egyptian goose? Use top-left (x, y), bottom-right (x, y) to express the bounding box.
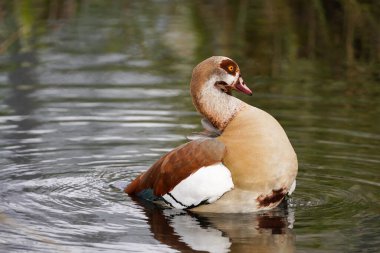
top-left (125, 56), bottom-right (298, 213)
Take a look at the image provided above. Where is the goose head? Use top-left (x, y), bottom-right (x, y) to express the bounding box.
top-left (190, 56), bottom-right (252, 131)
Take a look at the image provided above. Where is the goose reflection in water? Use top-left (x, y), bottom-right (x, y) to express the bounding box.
top-left (131, 196), bottom-right (295, 253)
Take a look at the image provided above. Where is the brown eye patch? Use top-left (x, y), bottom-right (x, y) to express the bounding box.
top-left (220, 59), bottom-right (238, 76)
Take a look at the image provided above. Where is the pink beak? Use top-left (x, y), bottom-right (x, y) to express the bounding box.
top-left (232, 76), bottom-right (253, 96)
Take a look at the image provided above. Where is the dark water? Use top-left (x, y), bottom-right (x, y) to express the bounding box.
top-left (1, 1), bottom-right (379, 252)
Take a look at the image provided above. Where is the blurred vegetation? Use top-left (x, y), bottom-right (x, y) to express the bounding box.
top-left (0, 0), bottom-right (379, 82)
top-left (191, 0), bottom-right (380, 82)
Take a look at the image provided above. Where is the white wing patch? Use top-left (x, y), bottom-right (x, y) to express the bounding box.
top-left (162, 162), bottom-right (234, 209)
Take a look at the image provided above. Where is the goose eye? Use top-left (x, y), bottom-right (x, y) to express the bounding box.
top-left (228, 65), bottom-right (234, 72)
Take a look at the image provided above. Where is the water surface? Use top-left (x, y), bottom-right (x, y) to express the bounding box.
top-left (0, 1), bottom-right (379, 252)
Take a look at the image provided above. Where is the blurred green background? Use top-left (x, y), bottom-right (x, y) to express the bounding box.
top-left (1, 0), bottom-right (379, 81)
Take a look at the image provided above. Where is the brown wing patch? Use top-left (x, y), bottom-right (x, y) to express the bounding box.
top-left (125, 138), bottom-right (226, 196)
top-left (220, 59), bottom-right (239, 76)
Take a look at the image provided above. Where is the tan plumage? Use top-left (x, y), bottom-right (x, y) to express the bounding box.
top-left (125, 56), bottom-right (298, 213)
top-left (192, 106), bottom-right (297, 212)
